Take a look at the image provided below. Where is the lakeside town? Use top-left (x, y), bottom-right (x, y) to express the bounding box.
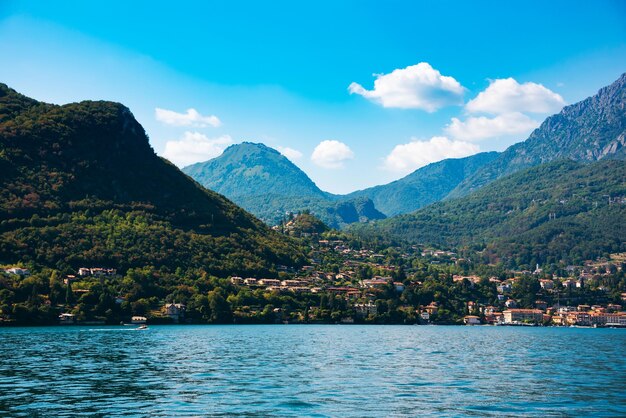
top-left (2, 233), bottom-right (625, 327)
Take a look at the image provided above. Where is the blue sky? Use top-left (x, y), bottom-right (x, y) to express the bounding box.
top-left (1, 1), bottom-right (625, 193)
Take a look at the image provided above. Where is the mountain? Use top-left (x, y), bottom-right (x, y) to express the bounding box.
top-left (351, 160), bottom-right (626, 267)
top-left (184, 142), bottom-right (328, 201)
top-left (343, 152), bottom-right (499, 216)
top-left (183, 142), bottom-right (385, 228)
top-left (183, 142), bottom-right (497, 225)
top-left (449, 73), bottom-right (626, 198)
top-left (0, 84), bottom-right (305, 275)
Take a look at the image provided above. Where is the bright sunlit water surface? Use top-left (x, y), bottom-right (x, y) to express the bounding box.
top-left (1, 325), bottom-right (625, 417)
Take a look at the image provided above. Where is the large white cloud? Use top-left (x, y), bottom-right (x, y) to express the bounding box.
top-left (384, 136), bottom-right (479, 174)
top-left (466, 78), bottom-right (565, 114)
top-left (162, 132), bottom-right (233, 167)
top-left (348, 62), bottom-right (465, 111)
top-left (311, 140), bottom-right (354, 169)
top-left (445, 112), bottom-right (540, 141)
top-left (155, 107), bottom-right (222, 128)
top-left (277, 146), bottom-right (303, 161)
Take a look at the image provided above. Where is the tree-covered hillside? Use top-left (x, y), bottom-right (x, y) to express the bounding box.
top-left (351, 160), bottom-right (626, 267)
top-left (183, 142), bottom-right (385, 228)
top-left (0, 84), bottom-right (305, 275)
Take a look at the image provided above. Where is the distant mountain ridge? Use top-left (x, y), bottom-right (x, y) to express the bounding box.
top-left (183, 142), bottom-right (386, 228)
top-left (184, 143), bottom-right (498, 224)
top-left (449, 72), bottom-right (626, 198)
top-left (344, 152), bottom-right (499, 216)
top-left (0, 84), bottom-right (304, 274)
top-left (182, 73), bottom-right (624, 231)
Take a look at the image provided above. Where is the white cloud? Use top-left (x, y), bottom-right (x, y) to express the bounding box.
top-left (348, 62), bottom-right (465, 111)
top-left (155, 107), bottom-right (222, 127)
top-left (445, 112), bottom-right (540, 141)
top-left (277, 146), bottom-right (303, 161)
top-left (466, 78), bottom-right (565, 114)
top-left (162, 132), bottom-right (233, 167)
top-left (384, 136), bottom-right (479, 174)
top-left (311, 140), bottom-right (354, 169)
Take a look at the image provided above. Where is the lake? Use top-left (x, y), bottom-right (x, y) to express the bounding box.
top-left (0, 325), bottom-right (624, 417)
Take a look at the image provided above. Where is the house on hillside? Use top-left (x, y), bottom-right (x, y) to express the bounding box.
top-left (164, 303), bottom-right (186, 323)
top-left (4, 267), bottom-right (30, 276)
top-left (259, 279), bottom-right (281, 287)
top-left (355, 301), bottom-right (377, 317)
top-left (505, 299), bottom-right (518, 308)
top-left (539, 279), bottom-right (554, 290)
top-left (230, 276), bottom-right (244, 285)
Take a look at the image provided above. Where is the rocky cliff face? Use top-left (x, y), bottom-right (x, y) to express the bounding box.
top-left (449, 73), bottom-right (626, 198)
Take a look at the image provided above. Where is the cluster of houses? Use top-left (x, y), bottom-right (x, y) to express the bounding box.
top-left (461, 302), bottom-right (626, 327)
top-left (41, 237), bottom-right (626, 326)
top-left (230, 276), bottom-right (311, 293)
top-left (230, 275), bottom-right (405, 296)
top-left (77, 267), bottom-right (118, 277)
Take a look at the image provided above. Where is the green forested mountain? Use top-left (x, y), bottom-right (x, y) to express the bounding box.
top-left (183, 142), bottom-right (385, 228)
top-left (0, 84), bottom-right (305, 275)
top-left (351, 160), bottom-right (626, 267)
top-left (183, 142), bottom-right (497, 224)
top-left (184, 142), bottom-right (328, 201)
top-left (344, 152), bottom-right (499, 216)
top-left (449, 73), bottom-right (626, 198)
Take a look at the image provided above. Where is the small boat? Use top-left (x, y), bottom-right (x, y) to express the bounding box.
top-left (136, 325), bottom-right (148, 330)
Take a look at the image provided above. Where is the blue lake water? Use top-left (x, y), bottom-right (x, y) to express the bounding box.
top-left (0, 325), bottom-right (625, 417)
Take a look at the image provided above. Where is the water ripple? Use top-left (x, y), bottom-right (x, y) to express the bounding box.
top-left (0, 325), bottom-right (625, 417)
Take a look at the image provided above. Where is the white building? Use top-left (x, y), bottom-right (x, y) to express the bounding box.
top-left (58, 313), bottom-right (75, 325)
top-left (503, 309), bottom-right (543, 324)
top-left (5, 267), bottom-right (30, 276)
top-left (355, 302), bottom-right (377, 316)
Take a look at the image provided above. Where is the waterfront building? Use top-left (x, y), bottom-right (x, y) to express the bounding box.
top-left (58, 313), bottom-right (75, 325)
top-left (503, 309), bottom-right (543, 324)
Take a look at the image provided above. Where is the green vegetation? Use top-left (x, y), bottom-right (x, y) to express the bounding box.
top-left (1, 74), bottom-right (626, 327)
top-left (2, 239), bottom-right (624, 326)
top-left (183, 142), bottom-right (386, 228)
top-left (0, 84), bottom-right (305, 275)
top-left (278, 211), bottom-right (330, 236)
top-left (351, 160), bottom-right (626, 268)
